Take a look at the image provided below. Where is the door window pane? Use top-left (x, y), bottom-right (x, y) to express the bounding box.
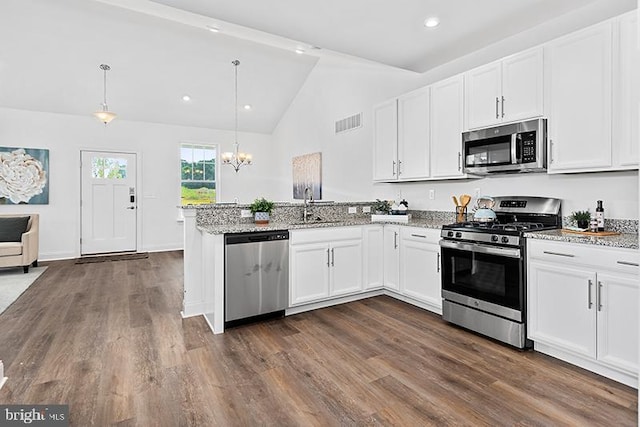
top-left (92, 157), bottom-right (127, 179)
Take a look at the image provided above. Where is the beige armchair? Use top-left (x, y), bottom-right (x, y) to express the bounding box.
top-left (0, 214), bottom-right (39, 273)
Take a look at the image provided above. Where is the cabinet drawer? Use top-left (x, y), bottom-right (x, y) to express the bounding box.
top-left (400, 227), bottom-right (440, 244)
top-left (528, 239), bottom-right (638, 273)
top-left (290, 226), bottom-right (362, 245)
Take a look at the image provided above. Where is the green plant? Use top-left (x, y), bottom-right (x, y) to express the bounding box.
top-left (249, 197), bottom-right (275, 214)
top-left (570, 210), bottom-right (591, 222)
top-left (372, 199), bottom-right (391, 213)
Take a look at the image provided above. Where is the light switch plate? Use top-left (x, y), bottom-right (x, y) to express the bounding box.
top-left (348, 206), bottom-right (357, 214)
top-left (429, 190), bottom-right (435, 200)
top-left (240, 209), bottom-right (252, 218)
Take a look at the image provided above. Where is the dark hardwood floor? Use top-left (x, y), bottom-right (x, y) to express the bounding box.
top-left (0, 251), bottom-right (637, 425)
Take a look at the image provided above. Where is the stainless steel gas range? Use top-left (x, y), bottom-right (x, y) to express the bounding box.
top-left (439, 196), bottom-right (562, 349)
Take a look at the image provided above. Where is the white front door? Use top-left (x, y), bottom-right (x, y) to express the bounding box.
top-left (81, 150), bottom-right (137, 255)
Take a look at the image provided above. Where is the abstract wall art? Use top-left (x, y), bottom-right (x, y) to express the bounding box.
top-left (292, 152), bottom-right (322, 200)
top-left (0, 147), bottom-right (49, 204)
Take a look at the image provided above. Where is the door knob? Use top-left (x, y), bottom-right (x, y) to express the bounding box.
top-left (126, 206), bottom-right (135, 210)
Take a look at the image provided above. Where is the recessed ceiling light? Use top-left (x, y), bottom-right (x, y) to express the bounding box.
top-left (206, 25), bottom-right (220, 33)
top-left (243, 104), bottom-right (252, 110)
top-left (424, 17), bottom-right (440, 28)
top-left (295, 48), bottom-right (305, 55)
top-left (182, 95), bottom-right (191, 102)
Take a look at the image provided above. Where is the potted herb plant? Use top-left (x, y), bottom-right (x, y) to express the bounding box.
top-left (570, 210), bottom-right (591, 229)
top-left (372, 199), bottom-right (391, 215)
top-left (249, 197), bottom-right (275, 224)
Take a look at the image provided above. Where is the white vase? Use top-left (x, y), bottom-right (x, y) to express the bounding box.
top-left (254, 212), bottom-right (270, 224)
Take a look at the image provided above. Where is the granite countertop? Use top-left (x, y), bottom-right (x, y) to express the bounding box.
top-left (524, 229), bottom-right (639, 250)
top-left (197, 217), bottom-right (451, 235)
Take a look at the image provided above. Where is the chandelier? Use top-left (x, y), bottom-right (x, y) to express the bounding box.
top-left (221, 60), bottom-right (252, 172)
top-left (93, 64), bottom-right (117, 125)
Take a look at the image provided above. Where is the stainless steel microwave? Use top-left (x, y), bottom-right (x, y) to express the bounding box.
top-left (462, 118), bottom-right (547, 175)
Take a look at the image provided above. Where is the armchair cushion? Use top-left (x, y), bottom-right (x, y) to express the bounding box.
top-left (0, 216), bottom-right (30, 242)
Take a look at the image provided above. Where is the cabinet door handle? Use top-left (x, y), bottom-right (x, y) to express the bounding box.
top-left (392, 160), bottom-right (396, 176)
top-left (495, 97), bottom-right (499, 119)
top-left (457, 152), bottom-right (462, 171)
top-left (326, 248), bottom-right (330, 267)
top-left (588, 279), bottom-right (593, 309)
top-left (437, 253), bottom-right (441, 273)
top-left (549, 139), bottom-right (554, 164)
top-left (617, 260), bottom-right (639, 267)
top-left (410, 234), bottom-right (426, 238)
top-left (501, 96), bottom-right (505, 118)
top-left (543, 251), bottom-right (575, 258)
top-left (331, 248), bottom-right (335, 267)
top-left (394, 232), bottom-right (398, 249)
top-left (597, 281), bottom-right (603, 311)
top-left (398, 160), bottom-right (402, 176)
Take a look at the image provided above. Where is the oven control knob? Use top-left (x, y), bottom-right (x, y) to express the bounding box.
top-left (447, 231), bottom-right (454, 238)
top-left (501, 236), bottom-right (510, 244)
top-left (491, 235), bottom-right (499, 242)
top-left (455, 232), bottom-right (462, 238)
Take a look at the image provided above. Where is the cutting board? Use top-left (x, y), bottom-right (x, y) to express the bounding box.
top-left (561, 229), bottom-right (620, 237)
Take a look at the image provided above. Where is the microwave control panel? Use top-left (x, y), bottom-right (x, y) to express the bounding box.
top-left (519, 131), bottom-right (536, 163)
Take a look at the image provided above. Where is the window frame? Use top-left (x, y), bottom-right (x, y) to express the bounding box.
top-left (179, 142), bottom-right (219, 206)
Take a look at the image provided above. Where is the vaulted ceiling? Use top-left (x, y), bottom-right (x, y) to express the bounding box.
top-left (0, 0), bottom-right (635, 133)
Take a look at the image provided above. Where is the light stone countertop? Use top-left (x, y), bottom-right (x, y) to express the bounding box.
top-left (524, 229), bottom-right (638, 250)
top-left (197, 217), bottom-right (452, 234)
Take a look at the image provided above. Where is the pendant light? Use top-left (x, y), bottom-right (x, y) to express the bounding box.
top-left (221, 60), bottom-right (252, 172)
top-left (93, 64), bottom-right (117, 125)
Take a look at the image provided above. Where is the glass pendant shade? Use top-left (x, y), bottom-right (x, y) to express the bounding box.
top-left (94, 64), bottom-right (116, 125)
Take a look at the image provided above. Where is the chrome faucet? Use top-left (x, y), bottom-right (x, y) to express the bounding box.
top-left (303, 187), bottom-right (314, 223)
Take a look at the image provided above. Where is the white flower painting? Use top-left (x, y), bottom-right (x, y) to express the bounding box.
top-left (0, 147), bottom-right (49, 204)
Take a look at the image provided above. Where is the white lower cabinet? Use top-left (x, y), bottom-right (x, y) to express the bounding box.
top-left (398, 227), bottom-right (442, 312)
top-left (363, 225), bottom-right (384, 290)
top-left (527, 239), bottom-right (638, 386)
top-left (383, 225), bottom-right (400, 291)
top-left (289, 227), bottom-right (363, 306)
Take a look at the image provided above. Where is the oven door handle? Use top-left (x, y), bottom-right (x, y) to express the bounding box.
top-left (439, 239), bottom-right (521, 258)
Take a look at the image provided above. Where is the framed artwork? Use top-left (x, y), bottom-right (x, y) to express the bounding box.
top-left (0, 147), bottom-right (49, 204)
top-left (292, 152), bottom-right (322, 200)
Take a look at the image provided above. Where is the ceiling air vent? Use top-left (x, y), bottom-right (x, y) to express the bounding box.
top-left (335, 113), bottom-right (362, 134)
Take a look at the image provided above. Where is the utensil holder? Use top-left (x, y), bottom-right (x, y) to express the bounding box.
top-left (456, 206), bottom-right (467, 223)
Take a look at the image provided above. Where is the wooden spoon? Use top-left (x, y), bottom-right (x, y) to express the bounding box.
top-left (459, 194), bottom-right (471, 208)
top-left (452, 195), bottom-right (459, 207)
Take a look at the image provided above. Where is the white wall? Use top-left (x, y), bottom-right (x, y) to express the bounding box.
top-left (0, 107), bottom-right (274, 260)
top-left (272, 5), bottom-right (639, 221)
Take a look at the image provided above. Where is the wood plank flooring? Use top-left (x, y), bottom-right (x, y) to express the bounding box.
top-left (0, 251), bottom-right (637, 425)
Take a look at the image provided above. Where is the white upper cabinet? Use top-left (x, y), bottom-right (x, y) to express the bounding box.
top-left (465, 47), bottom-right (543, 129)
top-left (373, 88), bottom-right (430, 182)
top-left (545, 21), bottom-right (613, 173)
top-left (397, 86), bottom-right (430, 180)
top-left (612, 11), bottom-right (639, 169)
top-left (373, 99), bottom-right (398, 181)
top-left (430, 74), bottom-right (466, 179)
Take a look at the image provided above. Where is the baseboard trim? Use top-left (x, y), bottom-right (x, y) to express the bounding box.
top-left (286, 289), bottom-right (385, 315)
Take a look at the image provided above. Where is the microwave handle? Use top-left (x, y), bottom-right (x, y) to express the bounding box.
top-left (511, 134), bottom-right (518, 164)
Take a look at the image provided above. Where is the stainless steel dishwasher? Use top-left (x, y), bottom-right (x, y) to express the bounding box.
top-left (224, 230), bottom-right (289, 327)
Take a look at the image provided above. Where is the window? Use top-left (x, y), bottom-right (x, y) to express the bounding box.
top-left (180, 143), bottom-right (217, 205)
top-left (92, 157), bottom-right (127, 179)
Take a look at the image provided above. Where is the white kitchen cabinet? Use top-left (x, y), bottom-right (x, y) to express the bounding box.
top-left (289, 227), bottom-right (363, 306)
top-left (527, 239), bottom-right (639, 386)
top-left (545, 21), bottom-right (613, 173)
top-left (430, 74), bottom-right (466, 179)
top-left (398, 227), bottom-right (441, 311)
top-left (612, 11), bottom-right (639, 169)
top-left (373, 99), bottom-right (398, 181)
top-left (397, 87), bottom-right (430, 179)
top-left (330, 239), bottom-right (363, 296)
top-left (383, 225), bottom-right (400, 291)
top-left (465, 47), bottom-right (543, 129)
top-left (290, 242), bottom-right (331, 305)
top-left (373, 87), bottom-right (430, 182)
top-left (363, 225), bottom-right (384, 290)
